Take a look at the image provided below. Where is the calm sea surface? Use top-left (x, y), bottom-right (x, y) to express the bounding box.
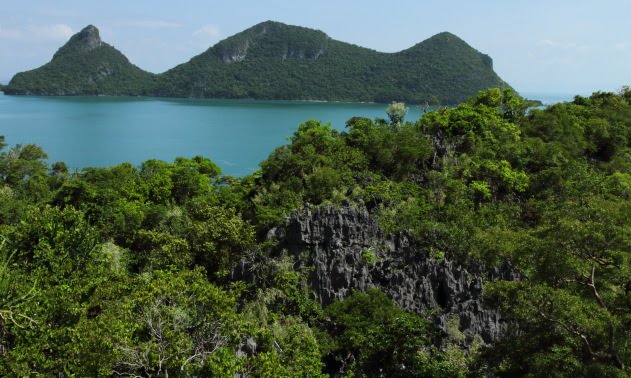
top-left (0, 93), bottom-right (427, 176)
top-left (520, 92), bottom-right (577, 105)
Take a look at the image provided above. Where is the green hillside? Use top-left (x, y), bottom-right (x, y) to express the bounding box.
top-left (159, 21), bottom-right (508, 104)
top-left (5, 25), bottom-right (156, 96)
top-left (6, 21), bottom-right (508, 103)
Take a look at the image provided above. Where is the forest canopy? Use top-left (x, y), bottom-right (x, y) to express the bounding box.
top-left (0, 87), bottom-right (629, 376)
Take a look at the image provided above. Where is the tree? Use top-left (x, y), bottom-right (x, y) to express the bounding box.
top-left (321, 289), bottom-right (442, 377)
top-left (112, 269), bottom-right (239, 377)
top-left (482, 196), bottom-right (630, 375)
top-left (0, 206), bottom-right (118, 375)
top-left (0, 144), bottom-right (48, 188)
top-left (0, 236), bottom-right (36, 356)
top-left (386, 102), bottom-right (409, 126)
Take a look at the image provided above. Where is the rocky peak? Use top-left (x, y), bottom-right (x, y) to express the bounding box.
top-left (76, 25), bottom-right (102, 49)
top-left (53, 24), bottom-right (103, 59)
top-left (213, 20), bottom-right (329, 63)
top-left (254, 20), bottom-right (282, 35)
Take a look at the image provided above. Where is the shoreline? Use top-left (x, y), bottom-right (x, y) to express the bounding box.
top-left (0, 92), bottom-right (392, 106)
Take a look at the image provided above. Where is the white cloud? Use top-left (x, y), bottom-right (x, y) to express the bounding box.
top-left (28, 24), bottom-right (73, 41)
top-left (0, 23), bottom-right (73, 42)
top-left (614, 42), bottom-right (628, 51)
top-left (193, 24), bottom-right (222, 40)
top-left (535, 38), bottom-right (595, 55)
top-left (576, 45), bottom-right (593, 54)
top-left (0, 25), bottom-right (23, 39)
top-left (126, 19), bottom-right (182, 29)
top-left (536, 39), bottom-right (560, 47)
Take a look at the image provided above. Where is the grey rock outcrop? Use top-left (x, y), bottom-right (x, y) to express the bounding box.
top-left (53, 25), bottom-right (103, 59)
top-left (270, 204), bottom-right (518, 345)
top-left (72, 25), bottom-right (103, 50)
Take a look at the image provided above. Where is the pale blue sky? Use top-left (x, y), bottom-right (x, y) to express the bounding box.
top-left (1, 0), bottom-right (629, 96)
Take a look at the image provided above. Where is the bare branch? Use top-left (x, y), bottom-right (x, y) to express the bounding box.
top-left (587, 264), bottom-right (607, 310)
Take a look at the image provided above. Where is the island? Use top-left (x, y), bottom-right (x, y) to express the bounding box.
top-left (5, 21), bottom-right (509, 104)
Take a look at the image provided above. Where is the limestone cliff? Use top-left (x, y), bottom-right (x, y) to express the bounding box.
top-left (266, 205), bottom-right (518, 345)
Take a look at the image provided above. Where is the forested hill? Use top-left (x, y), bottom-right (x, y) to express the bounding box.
top-left (4, 25), bottom-right (156, 96)
top-left (5, 21), bottom-right (508, 103)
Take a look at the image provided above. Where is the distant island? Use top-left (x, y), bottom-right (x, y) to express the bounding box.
top-left (4, 21), bottom-right (509, 104)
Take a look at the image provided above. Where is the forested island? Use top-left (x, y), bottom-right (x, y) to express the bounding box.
top-left (0, 88), bottom-right (629, 376)
top-left (4, 22), bottom-right (508, 104)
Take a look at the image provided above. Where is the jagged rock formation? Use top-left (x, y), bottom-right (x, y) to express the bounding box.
top-left (269, 205), bottom-right (518, 345)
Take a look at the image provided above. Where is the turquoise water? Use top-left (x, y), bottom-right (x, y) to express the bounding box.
top-left (519, 92), bottom-right (579, 105)
top-left (0, 94), bottom-right (426, 176)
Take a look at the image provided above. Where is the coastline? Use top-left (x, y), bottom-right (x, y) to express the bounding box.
top-left (0, 91), bottom-right (389, 106)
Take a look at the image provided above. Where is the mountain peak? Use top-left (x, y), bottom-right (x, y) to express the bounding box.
top-left (412, 31), bottom-right (469, 49)
top-left (429, 31), bottom-right (460, 40)
top-left (212, 20), bottom-right (330, 63)
top-left (7, 23), bottom-right (155, 96)
top-left (71, 24), bottom-right (103, 50)
top-left (53, 24), bottom-right (103, 59)
top-left (402, 31), bottom-right (488, 59)
top-left (253, 20), bottom-right (286, 33)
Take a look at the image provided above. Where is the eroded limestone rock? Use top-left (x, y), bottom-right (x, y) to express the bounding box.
top-left (270, 204), bottom-right (518, 345)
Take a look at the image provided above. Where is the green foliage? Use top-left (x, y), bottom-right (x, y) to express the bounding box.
top-left (386, 102), bottom-right (409, 125)
top-left (1, 87), bottom-right (630, 375)
top-left (245, 319), bottom-right (326, 378)
top-left (361, 247), bottom-right (378, 266)
top-left (110, 269), bottom-right (240, 377)
top-left (184, 198), bottom-right (255, 278)
top-left (171, 156), bottom-right (220, 204)
top-left (238, 257), bottom-right (326, 377)
top-left (255, 119), bottom-right (368, 225)
top-left (0, 237), bottom-right (36, 343)
top-left (0, 143), bottom-right (49, 203)
top-left (321, 289), bottom-right (453, 377)
top-left (0, 206), bottom-right (117, 375)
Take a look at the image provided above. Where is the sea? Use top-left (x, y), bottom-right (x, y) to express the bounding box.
top-left (0, 92), bottom-right (575, 176)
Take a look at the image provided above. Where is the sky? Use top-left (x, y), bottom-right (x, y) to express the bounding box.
top-left (0, 0), bottom-right (629, 96)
